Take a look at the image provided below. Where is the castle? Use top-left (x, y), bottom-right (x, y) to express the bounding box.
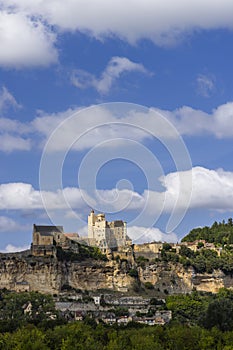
top-left (87, 210), bottom-right (132, 250)
top-left (32, 210), bottom-right (132, 256)
top-left (31, 224), bottom-right (72, 256)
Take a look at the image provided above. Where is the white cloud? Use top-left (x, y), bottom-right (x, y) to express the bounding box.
top-left (0, 244), bottom-right (30, 253)
top-left (0, 183), bottom-right (86, 210)
top-left (1, 167), bottom-right (233, 214)
top-left (71, 56), bottom-right (148, 94)
top-left (0, 118), bottom-right (30, 134)
top-left (148, 167), bottom-right (233, 213)
top-left (0, 87), bottom-right (32, 152)
top-left (128, 226), bottom-right (178, 244)
top-left (0, 216), bottom-right (23, 232)
top-left (90, 167), bottom-right (233, 214)
top-left (2, 99), bottom-right (233, 153)
top-left (31, 101), bottom-right (233, 154)
top-left (161, 102), bottom-right (233, 138)
top-left (196, 74), bottom-right (215, 97)
top-left (1, 1), bottom-right (233, 66)
top-left (189, 167), bottom-right (233, 211)
top-left (0, 134), bottom-right (31, 152)
top-left (3, 0), bottom-right (233, 47)
top-left (0, 116), bottom-right (31, 152)
top-left (32, 104), bottom-right (187, 153)
top-left (0, 11), bottom-right (57, 68)
top-left (0, 86), bottom-right (21, 111)
top-left (32, 106), bottom-right (150, 152)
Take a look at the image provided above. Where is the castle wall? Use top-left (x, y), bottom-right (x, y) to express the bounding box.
top-left (87, 210), bottom-right (129, 250)
top-left (133, 242), bottom-right (163, 260)
top-left (33, 232), bottom-right (53, 246)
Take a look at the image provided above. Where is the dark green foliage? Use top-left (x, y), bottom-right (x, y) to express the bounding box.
top-left (128, 268), bottom-right (138, 278)
top-left (0, 290), bottom-right (66, 333)
top-left (150, 298), bottom-right (165, 306)
top-left (179, 245), bottom-right (195, 258)
top-left (179, 248), bottom-right (233, 275)
top-left (144, 282), bottom-right (154, 289)
top-left (166, 288), bottom-right (233, 333)
top-left (197, 241), bottom-right (204, 249)
top-left (202, 298), bottom-right (233, 331)
top-left (3, 316), bottom-right (233, 349)
top-left (56, 245), bottom-right (107, 262)
top-left (166, 291), bottom-right (209, 325)
top-left (135, 256), bottom-right (149, 268)
top-left (2, 290), bottom-right (233, 349)
top-left (110, 307), bottom-right (129, 317)
top-left (162, 243), bottom-right (172, 251)
top-left (182, 218), bottom-right (233, 245)
top-left (160, 249), bottom-right (180, 263)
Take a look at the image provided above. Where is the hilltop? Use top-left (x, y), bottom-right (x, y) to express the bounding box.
top-left (182, 218), bottom-right (233, 245)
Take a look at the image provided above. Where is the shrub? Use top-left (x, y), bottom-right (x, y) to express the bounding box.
top-left (128, 269), bottom-right (138, 278)
top-left (144, 282), bottom-right (154, 290)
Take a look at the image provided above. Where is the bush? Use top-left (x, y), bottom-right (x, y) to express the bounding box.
top-left (144, 282), bottom-right (154, 290)
top-left (128, 269), bottom-right (138, 278)
top-left (163, 243), bottom-right (172, 251)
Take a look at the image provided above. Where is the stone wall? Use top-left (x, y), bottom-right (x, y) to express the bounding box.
top-left (133, 242), bottom-right (163, 260)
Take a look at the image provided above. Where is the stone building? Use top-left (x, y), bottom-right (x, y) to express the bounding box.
top-left (32, 224), bottom-right (65, 256)
top-left (87, 210), bottom-right (132, 250)
top-left (14, 280), bottom-right (30, 292)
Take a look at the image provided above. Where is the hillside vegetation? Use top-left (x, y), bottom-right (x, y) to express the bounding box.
top-left (182, 218), bottom-right (233, 245)
top-left (1, 289), bottom-right (233, 349)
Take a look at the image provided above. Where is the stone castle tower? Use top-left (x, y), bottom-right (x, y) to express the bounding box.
top-left (88, 210), bottom-right (131, 250)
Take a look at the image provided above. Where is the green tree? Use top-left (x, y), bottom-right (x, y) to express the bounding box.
top-left (203, 298), bottom-right (233, 331)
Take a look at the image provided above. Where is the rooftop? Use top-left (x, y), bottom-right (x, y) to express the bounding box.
top-left (33, 224), bottom-right (64, 233)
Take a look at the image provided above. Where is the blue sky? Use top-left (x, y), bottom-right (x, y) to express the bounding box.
top-left (1, 1), bottom-right (233, 251)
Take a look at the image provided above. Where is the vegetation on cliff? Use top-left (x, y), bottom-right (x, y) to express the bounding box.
top-left (182, 218), bottom-right (233, 244)
top-left (56, 244), bottom-right (107, 262)
top-left (159, 243), bottom-right (233, 275)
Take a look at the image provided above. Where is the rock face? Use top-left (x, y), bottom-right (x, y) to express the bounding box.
top-left (0, 251), bottom-right (232, 295)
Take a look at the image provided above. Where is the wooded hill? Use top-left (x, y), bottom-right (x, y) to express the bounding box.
top-left (182, 218), bottom-right (233, 245)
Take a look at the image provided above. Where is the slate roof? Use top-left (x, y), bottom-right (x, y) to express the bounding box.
top-left (33, 224), bottom-right (64, 233)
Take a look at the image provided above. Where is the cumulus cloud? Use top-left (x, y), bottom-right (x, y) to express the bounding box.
top-left (0, 118), bottom-right (29, 134)
top-left (1, 166), bottom-right (233, 214)
top-left (3, 0), bottom-right (233, 47)
top-left (128, 226), bottom-right (178, 244)
top-left (0, 183), bottom-right (86, 210)
top-left (89, 167), bottom-right (233, 214)
top-left (196, 74), bottom-right (215, 97)
top-left (0, 244), bottom-right (30, 253)
top-left (71, 56), bottom-right (148, 94)
top-left (31, 101), bottom-right (233, 154)
top-left (3, 99), bottom-right (233, 153)
top-left (0, 134), bottom-right (31, 152)
top-left (1, 1), bottom-right (233, 66)
top-left (0, 118), bottom-right (31, 152)
top-left (164, 102), bottom-right (233, 138)
top-left (32, 104), bottom-right (183, 152)
top-left (0, 11), bottom-right (57, 68)
top-left (157, 167), bottom-right (233, 212)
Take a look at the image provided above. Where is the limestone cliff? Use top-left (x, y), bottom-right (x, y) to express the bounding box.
top-left (0, 251), bottom-right (232, 295)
